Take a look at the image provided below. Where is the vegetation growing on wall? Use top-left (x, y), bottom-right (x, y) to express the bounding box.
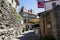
top-left (11, 7), bottom-right (23, 20)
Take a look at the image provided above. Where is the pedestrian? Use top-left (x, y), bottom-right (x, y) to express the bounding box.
top-left (34, 27), bottom-right (40, 40)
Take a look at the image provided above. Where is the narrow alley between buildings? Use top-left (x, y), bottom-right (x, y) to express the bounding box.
top-left (17, 30), bottom-right (38, 40)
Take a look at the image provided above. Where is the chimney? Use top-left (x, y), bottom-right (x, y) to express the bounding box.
top-left (29, 9), bottom-right (35, 14)
top-left (30, 9), bottom-right (32, 14)
top-left (28, 10), bottom-right (31, 14)
top-left (28, 10), bottom-right (29, 13)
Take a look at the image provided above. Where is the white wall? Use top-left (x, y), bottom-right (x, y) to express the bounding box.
top-left (45, 1), bottom-right (60, 11)
top-left (12, 0), bottom-right (16, 8)
top-left (7, 0), bottom-right (12, 4)
top-left (7, 0), bottom-right (16, 8)
top-left (58, 0), bottom-right (60, 3)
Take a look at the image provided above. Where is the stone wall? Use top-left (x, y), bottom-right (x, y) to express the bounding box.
top-left (0, 0), bottom-right (23, 40)
top-left (54, 5), bottom-right (60, 40)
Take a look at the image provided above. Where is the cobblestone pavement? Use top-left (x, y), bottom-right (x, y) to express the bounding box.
top-left (17, 30), bottom-right (38, 40)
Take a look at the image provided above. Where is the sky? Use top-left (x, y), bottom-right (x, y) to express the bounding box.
top-left (18, 0), bottom-right (45, 14)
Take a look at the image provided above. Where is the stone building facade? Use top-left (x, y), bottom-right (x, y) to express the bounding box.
top-left (0, 0), bottom-right (23, 40)
top-left (38, 5), bottom-right (60, 40)
top-left (19, 7), bottom-right (37, 31)
top-left (44, 0), bottom-right (60, 11)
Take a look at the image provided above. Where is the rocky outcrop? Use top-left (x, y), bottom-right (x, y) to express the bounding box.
top-left (0, 0), bottom-right (23, 40)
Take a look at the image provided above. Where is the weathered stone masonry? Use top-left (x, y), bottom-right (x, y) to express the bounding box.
top-left (0, 0), bottom-right (23, 40)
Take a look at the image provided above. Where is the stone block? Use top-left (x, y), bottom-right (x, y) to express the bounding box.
top-left (0, 13), bottom-right (2, 18)
top-left (1, 24), bottom-right (6, 28)
top-left (0, 7), bottom-right (2, 10)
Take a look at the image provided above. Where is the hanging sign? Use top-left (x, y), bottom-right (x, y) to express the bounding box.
top-left (38, 2), bottom-right (44, 8)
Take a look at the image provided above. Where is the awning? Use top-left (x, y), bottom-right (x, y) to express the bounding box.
top-left (32, 23), bottom-right (40, 28)
top-left (28, 18), bottom-right (40, 24)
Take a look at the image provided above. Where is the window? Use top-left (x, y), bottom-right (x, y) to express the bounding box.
top-left (52, 2), bottom-right (56, 8)
top-left (24, 19), bottom-right (26, 23)
top-left (23, 13), bottom-right (28, 17)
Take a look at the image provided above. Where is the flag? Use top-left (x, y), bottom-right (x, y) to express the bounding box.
top-left (38, 2), bottom-right (44, 8)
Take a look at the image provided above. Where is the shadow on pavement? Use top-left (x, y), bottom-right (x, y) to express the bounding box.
top-left (17, 32), bottom-right (37, 40)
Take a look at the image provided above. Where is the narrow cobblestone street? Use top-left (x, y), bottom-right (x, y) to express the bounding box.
top-left (17, 30), bottom-right (38, 40)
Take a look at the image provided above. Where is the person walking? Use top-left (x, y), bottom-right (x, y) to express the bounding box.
top-left (34, 27), bottom-right (40, 40)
